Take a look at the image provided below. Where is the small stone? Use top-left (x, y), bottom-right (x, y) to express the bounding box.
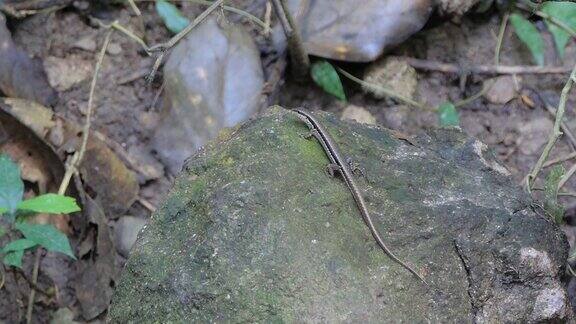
top-left (516, 118), bottom-right (553, 155)
top-left (363, 57), bottom-right (418, 100)
top-left (72, 36), bottom-right (97, 52)
top-left (530, 286), bottom-right (569, 322)
top-left (43, 55), bottom-right (93, 91)
top-left (383, 105), bottom-right (410, 129)
top-left (47, 119), bottom-right (64, 147)
top-left (78, 102), bottom-right (89, 116)
top-left (341, 105), bottom-right (376, 125)
top-left (50, 308), bottom-right (80, 324)
top-left (113, 216), bottom-right (148, 257)
top-left (484, 76), bottom-right (517, 104)
top-left (138, 111), bottom-right (160, 131)
top-left (127, 144), bottom-right (164, 183)
top-left (107, 43), bottom-right (122, 56)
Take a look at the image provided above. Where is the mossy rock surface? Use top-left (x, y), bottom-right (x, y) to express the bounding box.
top-left (109, 107), bottom-right (571, 322)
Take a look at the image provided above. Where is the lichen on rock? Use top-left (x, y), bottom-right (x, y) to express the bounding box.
top-left (110, 107), bottom-right (571, 322)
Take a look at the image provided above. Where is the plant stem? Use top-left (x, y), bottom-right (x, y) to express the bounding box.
top-left (544, 152), bottom-right (576, 168)
top-left (454, 80), bottom-right (494, 108)
top-left (25, 27), bottom-right (114, 324)
top-left (400, 56), bottom-right (573, 75)
top-left (58, 29), bottom-right (113, 195)
top-left (145, 0), bottom-right (224, 82)
top-left (558, 162), bottom-right (576, 190)
top-left (336, 67), bottom-right (434, 111)
top-left (527, 62), bottom-right (576, 190)
top-left (516, 1), bottom-right (576, 37)
top-left (127, 0), bottom-right (141, 16)
top-left (187, 0), bottom-right (267, 29)
top-left (25, 250), bottom-right (41, 324)
top-left (147, 0), bottom-right (224, 53)
top-left (494, 12), bottom-right (509, 66)
top-left (271, 0), bottom-right (310, 81)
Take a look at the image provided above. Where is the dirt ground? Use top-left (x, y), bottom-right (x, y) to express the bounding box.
top-left (2, 1), bottom-right (576, 322)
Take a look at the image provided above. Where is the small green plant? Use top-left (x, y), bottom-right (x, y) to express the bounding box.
top-left (544, 165), bottom-right (566, 224)
top-left (311, 61), bottom-right (347, 102)
top-left (437, 102), bottom-right (460, 127)
top-left (510, 13), bottom-right (545, 65)
top-left (0, 154), bottom-right (80, 268)
top-left (156, 0), bottom-right (190, 34)
top-left (511, 1), bottom-right (576, 65)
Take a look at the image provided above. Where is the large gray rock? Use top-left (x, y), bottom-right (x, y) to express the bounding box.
top-left (110, 107), bottom-right (571, 322)
top-left (153, 17), bottom-right (264, 174)
top-left (275, 0), bottom-right (432, 62)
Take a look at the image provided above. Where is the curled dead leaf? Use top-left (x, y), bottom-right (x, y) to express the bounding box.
top-left (0, 103), bottom-right (70, 232)
top-left (0, 13), bottom-right (57, 106)
top-left (0, 98), bottom-right (138, 217)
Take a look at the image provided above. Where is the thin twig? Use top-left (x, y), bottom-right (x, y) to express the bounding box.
top-left (271, 0), bottom-right (309, 80)
top-left (25, 27), bottom-right (114, 324)
top-left (454, 80), bottom-right (494, 108)
top-left (545, 105), bottom-right (576, 151)
top-left (109, 21), bottom-right (148, 51)
top-left (133, 0), bottom-right (266, 29)
top-left (147, 0), bottom-right (224, 53)
top-left (559, 192), bottom-right (576, 198)
top-left (137, 197), bottom-right (157, 212)
top-left (527, 62), bottom-right (576, 190)
top-left (145, 0), bottom-right (224, 82)
top-left (0, 266), bottom-right (5, 290)
top-left (58, 29), bottom-right (113, 195)
top-left (150, 80), bottom-right (166, 111)
top-left (568, 264), bottom-right (576, 277)
top-left (14, 268), bottom-right (51, 297)
top-left (558, 162), bottom-right (576, 190)
top-left (187, 0), bottom-right (266, 29)
top-left (263, 1), bottom-right (272, 36)
top-left (494, 12), bottom-right (509, 66)
top-left (544, 152), bottom-right (576, 168)
top-left (524, 87), bottom-right (576, 150)
top-left (25, 250), bottom-right (42, 324)
top-left (127, 0), bottom-right (141, 16)
top-left (399, 57), bottom-right (574, 75)
top-left (337, 67), bottom-right (434, 111)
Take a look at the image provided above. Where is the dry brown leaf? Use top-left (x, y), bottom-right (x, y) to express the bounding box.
top-left (0, 98), bottom-right (138, 217)
top-left (0, 105), bottom-right (70, 232)
top-left (0, 13), bottom-right (57, 106)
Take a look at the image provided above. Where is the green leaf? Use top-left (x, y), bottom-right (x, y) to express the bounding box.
top-left (437, 102), bottom-right (460, 126)
top-left (0, 207), bottom-right (6, 214)
top-left (510, 13), bottom-right (545, 66)
top-left (15, 223), bottom-right (75, 259)
top-left (156, 0), bottom-right (190, 34)
top-left (0, 225), bottom-right (6, 238)
top-left (0, 154), bottom-right (24, 215)
top-left (3, 250), bottom-right (24, 268)
top-left (542, 1), bottom-right (576, 59)
top-left (17, 194), bottom-right (81, 214)
top-left (311, 61), bottom-right (347, 101)
top-left (1, 238), bottom-right (37, 253)
top-left (544, 165), bottom-right (565, 224)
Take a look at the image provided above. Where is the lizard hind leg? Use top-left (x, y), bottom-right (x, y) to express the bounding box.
top-left (301, 129), bottom-right (321, 140)
top-left (346, 157), bottom-right (365, 177)
top-left (326, 163), bottom-right (341, 177)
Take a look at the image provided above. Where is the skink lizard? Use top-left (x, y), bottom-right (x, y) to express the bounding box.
top-left (294, 108), bottom-right (428, 286)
